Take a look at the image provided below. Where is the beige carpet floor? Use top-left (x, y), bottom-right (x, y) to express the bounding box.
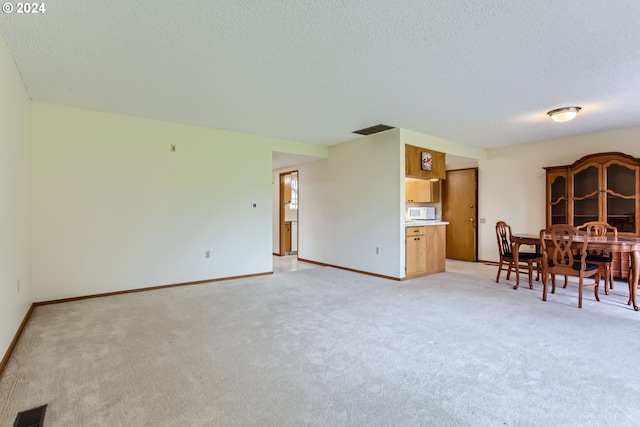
top-left (1, 261), bottom-right (639, 426)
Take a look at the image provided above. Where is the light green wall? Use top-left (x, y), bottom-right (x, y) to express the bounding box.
top-left (31, 102), bottom-right (326, 301)
top-left (0, 35), bottom-right (32, 361)
top-left (295, 129), bottom-right (405, 277)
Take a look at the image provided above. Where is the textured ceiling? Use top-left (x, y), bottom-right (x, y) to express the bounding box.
top-left (2, 1), bottom-right (640, 149)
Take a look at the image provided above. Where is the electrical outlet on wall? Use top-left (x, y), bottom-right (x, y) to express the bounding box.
top-left (376, 247), bottom-right (380, 255)
top-left (205, 251), bottom-right (211, 258)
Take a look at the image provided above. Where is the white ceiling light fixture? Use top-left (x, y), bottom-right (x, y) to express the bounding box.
top-left (547, 106), bottom-right (582, 123)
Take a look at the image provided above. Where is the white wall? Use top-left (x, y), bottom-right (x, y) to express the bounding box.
top-left (0, 35), bottom-right (32, 358)
top-left (478, 126), bottom-right (640, 262)
top-left (31, 103), bottom-right (326, 301)
top-left (296, 129), bottom-right (405, 277)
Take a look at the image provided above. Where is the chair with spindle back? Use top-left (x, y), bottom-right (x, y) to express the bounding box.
top-left (577, 221), bottom-right (617, 295)
top-left (540, 224), bottom-right (601, 308)
top-left (496, 221), bottom-right (542, 289)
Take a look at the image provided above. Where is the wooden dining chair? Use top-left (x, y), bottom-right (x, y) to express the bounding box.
top-left (540, 224), bottom-right (600, 308)
top-left (576, 221), bottom-right (618, 295)
top-left (495, 221), bottom-right (542, 289)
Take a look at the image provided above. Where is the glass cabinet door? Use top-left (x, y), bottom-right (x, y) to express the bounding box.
top-left (549, 174), bottom-right (567, 224)
top-left (605, 162), bottom-right (637, 233)
top-left (572, 165), bottom-right (599, 227)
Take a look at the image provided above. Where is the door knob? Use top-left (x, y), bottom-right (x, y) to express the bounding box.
top-left (469, 204), bottom-right (474, 208)
top-left (469, 218), bottom-right (474, 222)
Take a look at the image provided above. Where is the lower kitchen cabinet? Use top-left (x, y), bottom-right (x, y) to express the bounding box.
top-left (405, 225), bottom-right (446, 278)
top-left (406, 226), bottom-right (427, 276)
top-left (424, 225), bottom-right (446, 274)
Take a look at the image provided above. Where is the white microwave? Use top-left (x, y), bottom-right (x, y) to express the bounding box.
top-left (407, 206), bottom-right (436, 221)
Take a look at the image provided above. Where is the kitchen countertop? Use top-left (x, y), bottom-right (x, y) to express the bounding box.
top-left (405, 220), bottom-right (449, 226)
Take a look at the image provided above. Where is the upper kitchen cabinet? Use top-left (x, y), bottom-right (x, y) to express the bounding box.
top-left (405, 144), bottom-right (446, 180)
top-left (406, 177), bottom-right (440, 203)
top-left (544, 152), bottom-right (640, 235)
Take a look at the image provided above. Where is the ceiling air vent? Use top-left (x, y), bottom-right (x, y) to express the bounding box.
top-left (352, 124), bottom-right (395, 136)
top-left (14, 405), bottom-right (47, 427)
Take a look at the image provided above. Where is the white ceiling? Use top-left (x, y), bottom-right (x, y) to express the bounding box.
top-left (2, 1), bottom-right (640, 150)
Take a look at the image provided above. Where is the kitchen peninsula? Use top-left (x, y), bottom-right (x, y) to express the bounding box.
top-left (404, 144), bottom-right (448, 278)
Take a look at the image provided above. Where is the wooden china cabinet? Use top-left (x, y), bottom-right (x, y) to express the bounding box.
top-left (544, 152), bottom-right (640, 278)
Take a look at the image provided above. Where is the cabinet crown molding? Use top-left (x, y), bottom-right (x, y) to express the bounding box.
top-left (544, 152), bottom-right (640, 171)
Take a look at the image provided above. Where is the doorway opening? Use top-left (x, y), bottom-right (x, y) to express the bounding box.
top-left (279, 171), bottom-right (298, 256)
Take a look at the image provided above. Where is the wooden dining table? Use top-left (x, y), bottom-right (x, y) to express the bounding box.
top-left (511, 233), bottom-right (640, 311)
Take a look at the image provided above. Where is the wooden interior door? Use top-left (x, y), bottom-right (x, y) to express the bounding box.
top-left (279, 172), bottom-right (290, 256)
top-left (405, 227), bottom-right (427, 275)
top-left (443, 168), bottom-right (478, 261)
top-left (279, 171), bottom-right (298, 256)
